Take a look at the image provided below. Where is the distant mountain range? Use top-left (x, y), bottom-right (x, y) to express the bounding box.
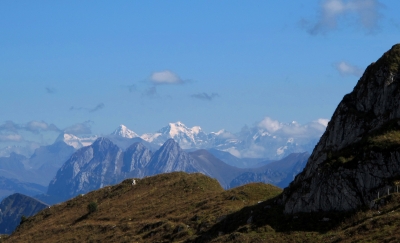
top-left (0, 120), bottom-right (315, 205)
top-left (41, 138), bottom-right (308, 204)
top-left (1, 120), bottom-right (325, 161)
top-left (0, 142), bottom-right (75, 187)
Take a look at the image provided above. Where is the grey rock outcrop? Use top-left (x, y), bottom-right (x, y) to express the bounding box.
top-left (45, 136), bottom-right (309, 204)
top-left (281, 44), bottom-right (400, 213)
top-left (47, 138), bottom-right (124, 202)
top-left (47, 138), bottom-right (153, 203)
top-left (122, 142), bottom-right (153, 177)
top-left (145, 139), bottom-right (198, 175)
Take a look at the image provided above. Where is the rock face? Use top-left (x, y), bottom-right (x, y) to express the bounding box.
top-left (0, 193), bottom-right (48, 234)
top-left (281, 44), bottom-right (400, 213)
top-left (145, 139), bottom-right (198, 175)
top-left (47, 138), bottom-right (154, 203)
top-left (122, 142), bottom-right (153, 177)
top-left (45, 137), bottom-right (309, 204)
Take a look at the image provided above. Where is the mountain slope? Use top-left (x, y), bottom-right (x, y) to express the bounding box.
top-left (229, 152), bottom-right (309, 189)
top-left (7, 172), bottom-right (281, 242)
top-left (47, 138), bottom-right (123, 203)
top-left (44, 137), bottom-right (309, 205)
top-left (122, 142), bottom-right (152, 177)
top-left (8, 172), bottom-right (400, 242)
top-left (207, 148), bottom-right (270, 168)
top-left (145, 139), bottom-right (199, 175)
top-left (189, 149), bottom-right (246, 188)
top-left (0, 193), bottom-right (48, 234)
top-left (281, 44), bottom-right (400, 213)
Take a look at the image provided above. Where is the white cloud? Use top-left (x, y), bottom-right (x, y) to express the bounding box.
top-left (306, 0), bottom-right (382, 35)
top-left (258, 117), bottom-right (329, 138)
top-left (212, 129), bottom-right (236, 139)
top-left (0, 120), bottom-right (60, 133)
top-left (334, 61), bottom-right (364, 76)
top-left (258, 117), bottom-right (283, 133)
top-left (0, 134), bottom-right (23, 142)
top-left (150, 70), bottom-right (184, 85)
top-left (316, 118), bottom-right (329, 127)
top-left (26, 121), bottom-right (60, 133)
top-left (224, 147), bottom-right (241, 158)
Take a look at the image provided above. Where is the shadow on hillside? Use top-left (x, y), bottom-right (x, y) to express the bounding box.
top-left (189, 195), bottom-right (355, 242)
top-left (72, 213), bottom-right (89, 225)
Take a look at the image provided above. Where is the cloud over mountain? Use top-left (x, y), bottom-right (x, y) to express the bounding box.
top-left (305, 0), bottom-right (382, 35)
top-left (0, 134), bottom-right (23, 142)
top-left (257, 117), bottom-right (328, 138)
top-left (26, 121), bottom-right (60, 133)
top-left (0, 121), bottom-right (60, 133)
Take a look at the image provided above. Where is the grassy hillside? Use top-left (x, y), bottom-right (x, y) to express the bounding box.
top-left (5, 172), bottom-right (281, 242)
top-left (5, 172), bottom-right (400, 242)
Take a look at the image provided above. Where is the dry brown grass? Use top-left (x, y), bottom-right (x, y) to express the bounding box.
top-left (7, 172), bottom-right (281, 243)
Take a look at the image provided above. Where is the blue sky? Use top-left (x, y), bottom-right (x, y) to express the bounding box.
top-left (1, 0), bottom-right (399, 143)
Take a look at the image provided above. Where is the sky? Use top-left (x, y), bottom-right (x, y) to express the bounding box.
top-left (1, 0), bottom-right (400, 149)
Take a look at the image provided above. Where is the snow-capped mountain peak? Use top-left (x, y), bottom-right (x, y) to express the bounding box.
top-left (162, 121), bottom-right (194, 137)
top-left (56, 133), bottom-right (98, 149)
top-left (140, 121), bottom-right (208, 149)
top-left (111, 124), bottom-right (139, 138)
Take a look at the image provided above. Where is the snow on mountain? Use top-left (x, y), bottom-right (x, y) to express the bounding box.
top-left (140, 121), bottom-right (208, 149)
top-left (111, 124), bottom-right (139, 138)
top-left (2, 118), bottom-right (325, 164)
top-left (137, 120), bottom-right (324, 159)
top-left (55, 133), bottom-right (98, 149)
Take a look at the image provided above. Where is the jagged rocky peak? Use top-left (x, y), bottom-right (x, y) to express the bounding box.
top-left (152, 138), bottom-right (183, 160)
top-left (91, 137), bottom-right (116, 151)
top-left (123, 142), bottom-right (152, 172)
top-left (146, 139), bottom-right (197, 175)
top-left (111, 124), bottom-right (139, 138)
top-left (280, 44), bottom-right (400, 213)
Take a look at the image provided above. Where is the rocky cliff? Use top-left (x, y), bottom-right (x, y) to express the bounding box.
top-left (145, 139), bottom-right (199, 175)
top-left (47, 138), bottom-right (124, 202)
top-left (281, 44), bottom-right (400, 213)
